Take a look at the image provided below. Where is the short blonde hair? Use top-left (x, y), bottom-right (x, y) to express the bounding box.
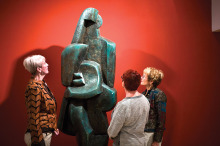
top-left (143, 67), bottom-right (164, 87)
top-left (23, 55), bottom-right (45, 75)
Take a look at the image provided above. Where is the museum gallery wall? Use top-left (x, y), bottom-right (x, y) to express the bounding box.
top-left (0, 0), bottom-right (220, 146)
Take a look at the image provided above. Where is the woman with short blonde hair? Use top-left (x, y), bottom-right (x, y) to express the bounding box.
top-left (143, 67), bottom-right (164, 89)
top-left (23, 55), bottom-right (59, 146)
top-left (141, 67), bottom-right (166, 146)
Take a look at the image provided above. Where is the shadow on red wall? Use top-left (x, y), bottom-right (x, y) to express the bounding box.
top-left (214, 32), bottom-right (220, 43)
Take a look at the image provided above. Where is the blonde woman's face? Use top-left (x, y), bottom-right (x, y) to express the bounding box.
top-left (141, 73), bottom-right (148, 86)
top-left (141, 73), bottom-right (152, 87)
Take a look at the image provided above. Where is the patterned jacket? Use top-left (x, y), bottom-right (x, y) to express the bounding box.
top-left (142, 87), bottom-right (167, 142)
top-left (25, 78), bottom-right (57, 146)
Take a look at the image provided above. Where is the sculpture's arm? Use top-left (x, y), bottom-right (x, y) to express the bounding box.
top-left (61, 43), bottom-right (88, 87)
top-left (106, 41), bottom-right (116, 88)
top-left (101, 38), bottom-right (116, 88)
top-left (64, 60), bottom-right (102, 99)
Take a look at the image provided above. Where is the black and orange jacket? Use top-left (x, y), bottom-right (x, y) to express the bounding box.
top-left (25, 78), bottom-right (57, 146)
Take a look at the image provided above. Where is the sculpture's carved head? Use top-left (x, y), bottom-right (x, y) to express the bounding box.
top-left (72, 8), bottom-right (103, 44)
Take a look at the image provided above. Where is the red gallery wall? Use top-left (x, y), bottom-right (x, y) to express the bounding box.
top-left (1, 0), bottom-right (220, 145)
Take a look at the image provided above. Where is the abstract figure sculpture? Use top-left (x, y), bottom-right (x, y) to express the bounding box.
top-left (58, 8), bottom-right (117, 146)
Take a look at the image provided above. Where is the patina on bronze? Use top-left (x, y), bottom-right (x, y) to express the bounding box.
top-left (58, 8), bottom-right (117, 146)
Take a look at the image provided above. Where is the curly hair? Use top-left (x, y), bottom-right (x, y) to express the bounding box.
top-left (144, 67), bottom-right (164, 88)
top-left (121, 69), bottom-right (141, 91)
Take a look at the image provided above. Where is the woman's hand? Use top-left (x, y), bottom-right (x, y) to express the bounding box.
top-left (54, 129), bottom-right (59, 136)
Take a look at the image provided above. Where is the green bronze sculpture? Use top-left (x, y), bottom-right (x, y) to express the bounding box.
top-left (58, 8), bottom-right (117, 146)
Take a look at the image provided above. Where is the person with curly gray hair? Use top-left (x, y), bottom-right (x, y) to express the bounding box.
top-left (141, 67), bottom-right (167, 146)
top-left (23, 55), bottom-right (59, 146)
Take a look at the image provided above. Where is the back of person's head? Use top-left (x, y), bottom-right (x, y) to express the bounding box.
top-left (121, 69), bottom-right (141, 91)
top-left (143, 67), bottom-right (164, 88)
top-left (23, 55), bottom-right (45, 75)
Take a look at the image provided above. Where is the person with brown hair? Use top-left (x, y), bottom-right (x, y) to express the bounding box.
top-left (108, 69), bottom-right (150, 146)
top-left (141, 67), bottom-right (167, 146)
top-left (23, 55), bottom-right (59, 146)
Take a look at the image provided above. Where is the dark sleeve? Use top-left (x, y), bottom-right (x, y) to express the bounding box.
top-left (153, 91), bottom-right (167, 142)
top-left (26, 87), bottom-right (45, 146)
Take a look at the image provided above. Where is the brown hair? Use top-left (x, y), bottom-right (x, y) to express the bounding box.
top-left (121, 69), bottom-right (141, 91)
